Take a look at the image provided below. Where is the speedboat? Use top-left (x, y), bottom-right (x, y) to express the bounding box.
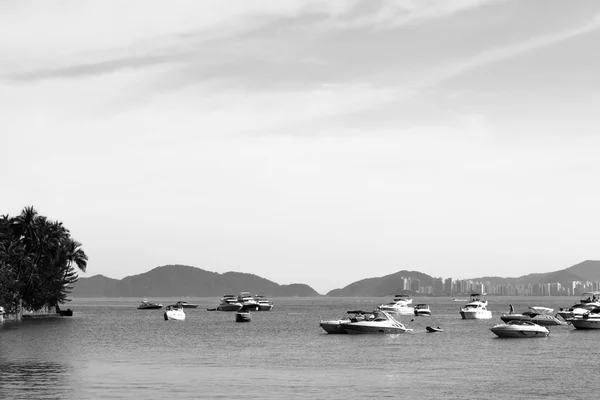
top-left (216, 295), bottom-right (243, 312)
top-left (377, 295), bottom-right (415, 315)
top-left (501, 306), bottom-right (565, 326)
top-left (237, 292), bottom-right (260, 311)
top-left (414, 304), bottom-right (431, 316)
top-left (164, 305), bottom-right (186, 321)
top-left (254, 295), bottom-right (274, 311)
top-left (320, 310), bottom-right (375, 334)
top-left (340, 310), bottom-right (413, 334)
top-left (175, 301), bottom-right (199, 309)
top-left (459, 293), bottom-right (492, 319)
top-left (490, 320), bottom-right (549, 338)
top-left (138, 299), bottom-right (163, 310)
top-left (556, 291), bottom-right (600, 321)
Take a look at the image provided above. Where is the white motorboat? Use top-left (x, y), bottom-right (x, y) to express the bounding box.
top-left (254, 295), bottom-right (274, 311)
top-left (459, 293), bottom-right (492, 319)
top-left (377, 295), bottom-right (415, 315)
top-left (556, 291), bottom-right (600, 321)
top-left (501, 306), bottom-right (565, 326)
top-left (340, 310), bottom-right (413, 334)
top-left (490, 320), bottom-right (549, 338)
top-left (320, 310), bottom-right (374, 334)
top-left (164, 305), bottom-right (186, 321)
top-left (567, 308), bottom-right (600, 329)
top-left (216, 295), bottom-right (243, 312)
top-left (413, 304), bottom-right (431, 316)
top-left (237, 292), bottom-right (260, 311)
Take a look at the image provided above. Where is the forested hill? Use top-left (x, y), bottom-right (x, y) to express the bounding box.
top-left (71, 265), bottom-right (321, 297)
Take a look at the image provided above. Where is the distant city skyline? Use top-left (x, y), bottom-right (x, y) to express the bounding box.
top-left (3, 1), bottom-right (600, 295)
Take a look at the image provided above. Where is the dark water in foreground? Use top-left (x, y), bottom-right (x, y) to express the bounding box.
top-left (1, 296), bottom-right (599, 399)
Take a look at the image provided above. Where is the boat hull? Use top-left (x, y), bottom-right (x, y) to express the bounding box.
top-left (460, 310), bottom-right (492, 319)
top-left (217, 304), bottom-right (243, 312)
top-left (342, 324), bottom-right (410, 334)
top-left (236, 312), bottom-right (252, 322)
top-left (164, 311), bottom-right (186, 321)
top-left (491, 327), bottom-right (549, 338)
top-left (570, 318), bottom-right (600, 329)
top-left (320, 320), bottom-right (348, 334)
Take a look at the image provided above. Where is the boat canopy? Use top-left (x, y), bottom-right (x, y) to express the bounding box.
top-left (528, 306), bottom-right (553, 314)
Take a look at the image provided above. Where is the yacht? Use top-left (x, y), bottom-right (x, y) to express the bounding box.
top-left (459, 293), bottom-right (492, 319)
top-left (254, 295), bottom-right (274, 311)
top-left (164, 304), bottom-right (186, 321)
top-left (490, 320), bottom-right (549, 338)
top-left (377, 294), bottom-right (415, 315)
top-left (216, 295), bottom-right (243, 312)
top-left (413, 304), bottom-right (431, 316)
top-left (340, 310), bottom-right (413, 334)
top-left (556, 292), bottom-right (600, 321)
top-left (501, 306), bottom-right (565, 326)
top-left (320, 310), bottom-right (374, 334)
top-left (567, 307), bottom-right (600, 329)
top-left (137, 299), bottom-right (163, 310)
top-left (237, 292), bottom-right (260, 311)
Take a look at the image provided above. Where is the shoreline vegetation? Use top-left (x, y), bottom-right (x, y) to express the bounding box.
top-left (0, 206), bottom-right (87, 322)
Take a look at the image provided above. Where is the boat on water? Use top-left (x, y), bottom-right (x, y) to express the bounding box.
top-left (556, 292), bottom-right (600, 321)
top-left (426, 326), bottom-right (443, 333)
top-left (501, 306), bottom-right (565, 326)
top-left (414, 304), bottom-right (431, 316)
top-left (237, 292), bottom-right (260, 311)
top-left (340, 310), bottom-right (413, 334)
top-left (138, 300), bottom-right (163, 310)
top-left (164, 305), bottom-right (186, 321)
top-left (216, 295), bottom-right (243, 312)
top-left (490, 320), bottom-right (549, 338)
top-left (459, 293), bottom-right (492, 319)
top-left (377, 295), bottom-right (415, 315)
top-left (175, 301), bottom-right (199, 309)
top-left (566, 307), bottom-right (600, 329)
top-left (320, 310), bottom-right (375, 334)
top-left (235, 311), bottom-right (252, 322)
top-left (254, 295), bottom-right (274, 311)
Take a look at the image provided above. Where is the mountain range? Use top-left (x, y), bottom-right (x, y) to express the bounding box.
top-left (71, 260), bottom-right (600, 298)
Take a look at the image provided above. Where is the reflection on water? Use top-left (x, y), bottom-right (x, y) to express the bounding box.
top-left (0, 360), bottom-right (72, 399)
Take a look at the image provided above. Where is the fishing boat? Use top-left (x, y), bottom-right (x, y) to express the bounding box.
top-left (459, 293), bottom-right (492, 319)
top-left (164, 304), bottom-right (186, 321)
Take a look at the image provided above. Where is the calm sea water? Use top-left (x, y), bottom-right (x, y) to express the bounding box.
top-left (1, 296), bottom-right (599, 399)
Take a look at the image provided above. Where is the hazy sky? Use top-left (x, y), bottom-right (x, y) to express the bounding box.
top-left (2, 0), bottom-right (600, 294)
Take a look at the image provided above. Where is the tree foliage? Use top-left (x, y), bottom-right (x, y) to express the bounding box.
top-left (0, 207), bottom-right (88, 313)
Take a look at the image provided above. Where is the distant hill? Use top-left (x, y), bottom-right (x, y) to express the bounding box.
top-left (564, 260), bottom-right (600, 282)
top-left (326, 270), bottom-right (434, 297)
top-left (71, 265), bottom-right (321, 298)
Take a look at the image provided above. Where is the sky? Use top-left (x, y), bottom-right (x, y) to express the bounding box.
top-left (2, 0), bottom-right (600, 294)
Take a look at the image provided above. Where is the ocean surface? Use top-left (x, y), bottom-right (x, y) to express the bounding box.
top-left (1, 296), bottom-right (599, 399)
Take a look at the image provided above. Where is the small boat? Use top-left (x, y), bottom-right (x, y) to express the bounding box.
top-left (459, 293), bottom-right (492, 319)
top-left (216, 295), bottom-right (243, 312)
top-left (138, 299), bottom-right (163, 310)
top-left (164, 305), bottom-right (186, 321)
top-left (490, 320), bottom-right (549, 338)
top-left (501, 306), bottom-right (565, 326)
top-left (175, 301), bottom-right (199, 309)
top-left (237, 292), bottom-right (260, 311)
top-left (320, 310), bottom-right (375, 334)
top-left (235, 311), bottom-right (252, 322)
top-left (413, 304), bottom-right (431, 316)
top-left (340, 310), bottom-right (413, 334)
top-left (426, 326), bottom-right (443, 333)
top-left (254, 295), bottom-right (274, 311)
top-left (377, 295), bottom-right (415, 315)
